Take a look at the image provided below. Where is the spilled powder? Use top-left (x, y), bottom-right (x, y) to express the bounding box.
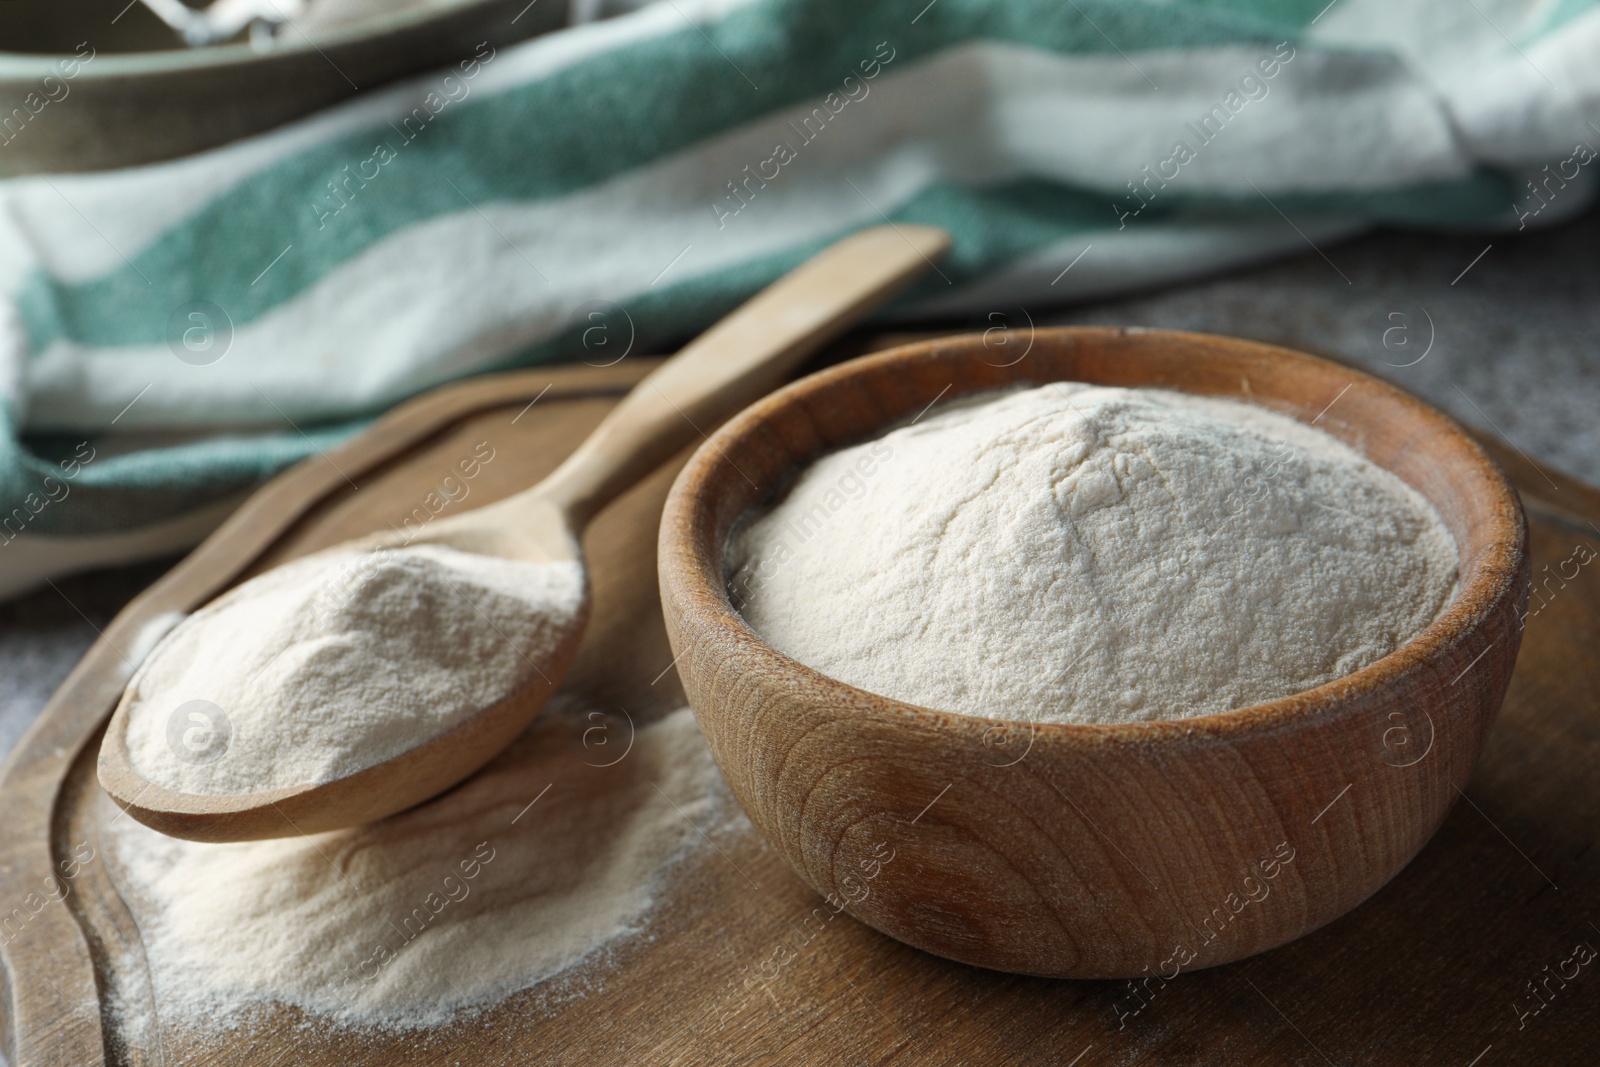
top-left (729, 384), bottom-right (1458, 723)
top-left (122, 544), bottom-right (584, 794)
top-left (104, 701), bottom-right (726, 1027)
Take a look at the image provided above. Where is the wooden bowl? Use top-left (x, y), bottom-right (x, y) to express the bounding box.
top-left (657, 327), bottom-right (1529, 979)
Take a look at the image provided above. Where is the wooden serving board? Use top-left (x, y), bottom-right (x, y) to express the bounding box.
top-left (2, 352), bottom-right (1597, 1066)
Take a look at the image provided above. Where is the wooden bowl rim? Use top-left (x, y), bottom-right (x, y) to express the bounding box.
top-left (660, 326), bottom-right (1528, 745)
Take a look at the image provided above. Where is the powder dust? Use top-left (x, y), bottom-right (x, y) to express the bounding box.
top-left (104, 700), bottom-right (728, 1028)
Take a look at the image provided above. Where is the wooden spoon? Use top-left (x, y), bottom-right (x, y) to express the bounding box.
top-left (98, 224), bottom-right (951, 842)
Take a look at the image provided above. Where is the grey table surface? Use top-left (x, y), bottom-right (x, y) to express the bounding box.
top-left (3, 207), bottom-right (1596, 769)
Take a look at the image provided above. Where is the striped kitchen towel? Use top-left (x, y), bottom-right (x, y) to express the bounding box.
top-left (1, 0), bottom-right (1597, 596)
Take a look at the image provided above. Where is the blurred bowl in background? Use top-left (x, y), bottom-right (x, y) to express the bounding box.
top-left (0, 0), bottom-right (568, 174)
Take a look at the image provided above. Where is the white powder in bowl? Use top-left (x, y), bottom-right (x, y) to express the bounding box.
top-left (122, 544), bottom-right (584, 794)
top-left (104, 701), bottom-right (728, 1028)
top-left (728, 384), bottom-right (1458, 723)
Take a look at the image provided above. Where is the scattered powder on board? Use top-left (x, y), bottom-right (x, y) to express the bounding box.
top-left (729, 384), bottom-right (1458, 723)
top-left (122, 544), bottom-right (584, 794)
top-left (105, 701), bottom-right (728, 1028)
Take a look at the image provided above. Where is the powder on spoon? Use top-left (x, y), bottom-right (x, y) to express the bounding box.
top-left (105, 700), bottom-right (730, 1028)
top-left (728, 384), bottom-right (1458, 723)
top-left (122, 543), bottom-right (584, 794)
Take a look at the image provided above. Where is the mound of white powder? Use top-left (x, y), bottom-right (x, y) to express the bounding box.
top-left (728, 384), bottom-right (1458, 723)
top-left (105, 701), bottom-right (728, 1028)
top-left (123, 544), bottom-right (584, 794)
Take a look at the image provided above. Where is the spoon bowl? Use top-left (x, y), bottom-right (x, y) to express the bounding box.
top-left (98, 225), bottom-right (951, 841)
top-left (658, 327), bottom-right (1530, 978)
top-left (96, 560), bottom-right (587, 841)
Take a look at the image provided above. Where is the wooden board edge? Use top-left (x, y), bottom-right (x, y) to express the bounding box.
top-left (4, 330), bottom-right (1595, 1066)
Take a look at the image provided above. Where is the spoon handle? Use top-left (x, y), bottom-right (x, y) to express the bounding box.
top-left (535, 225), bottom-right (950, 528)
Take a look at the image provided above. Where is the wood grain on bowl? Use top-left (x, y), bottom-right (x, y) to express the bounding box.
top-left (659, 327), bottom-right (1530, 979)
